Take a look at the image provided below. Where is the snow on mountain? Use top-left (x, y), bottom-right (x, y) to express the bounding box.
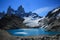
top-left (23, 16), bottom-right (42, 27)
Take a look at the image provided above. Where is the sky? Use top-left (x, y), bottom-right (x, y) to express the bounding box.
top-left (0, 0), bottom-right (60, 16)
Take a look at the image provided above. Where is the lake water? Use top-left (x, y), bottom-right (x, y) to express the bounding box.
top-left (7, 28), bottom-right (60, 36)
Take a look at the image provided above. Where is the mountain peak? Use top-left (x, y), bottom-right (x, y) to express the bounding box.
top-left (18, 5), bottom-right (25, 13)
top-left (7, 6), bottom-right (15, 15)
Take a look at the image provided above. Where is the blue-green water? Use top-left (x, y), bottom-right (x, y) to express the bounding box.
top-left (7, 28), bottom-right (60, 36)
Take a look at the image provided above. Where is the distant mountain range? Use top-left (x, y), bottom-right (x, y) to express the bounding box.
top-left (0, 5), bottom-right (60, 31)
top-left (0, 5), bottom-right (42, 30)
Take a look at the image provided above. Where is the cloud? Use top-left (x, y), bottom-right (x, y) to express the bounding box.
top-left (32, 7), bottom-right (49, 14)
top-left (32, 7), bottom-right (55, 16)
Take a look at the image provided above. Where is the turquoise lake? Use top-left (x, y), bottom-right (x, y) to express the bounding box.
top-left (7, 28), bottom-right (60, 36)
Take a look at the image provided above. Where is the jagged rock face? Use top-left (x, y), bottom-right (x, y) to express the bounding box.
top-left (0, 5), bottom-right (42, 29)
top-left (6, 5), bottom-right (41, 18)
top-left (43, 7), bottom-right (60, 31)
top-left (18, 5), bottom-right (25, 13)
top-left (46, 7), bottom-right (60, 18)
top-left (0, 12), bottom-right (5, 19)
top-left (0, 14), bottom-right (26, 30)
top-left (7, 5), bottom-right (41, 18)
top-left (7, 6), bottom-right (15, 15)
top-left (47, 7), bottom-right (60, 24)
